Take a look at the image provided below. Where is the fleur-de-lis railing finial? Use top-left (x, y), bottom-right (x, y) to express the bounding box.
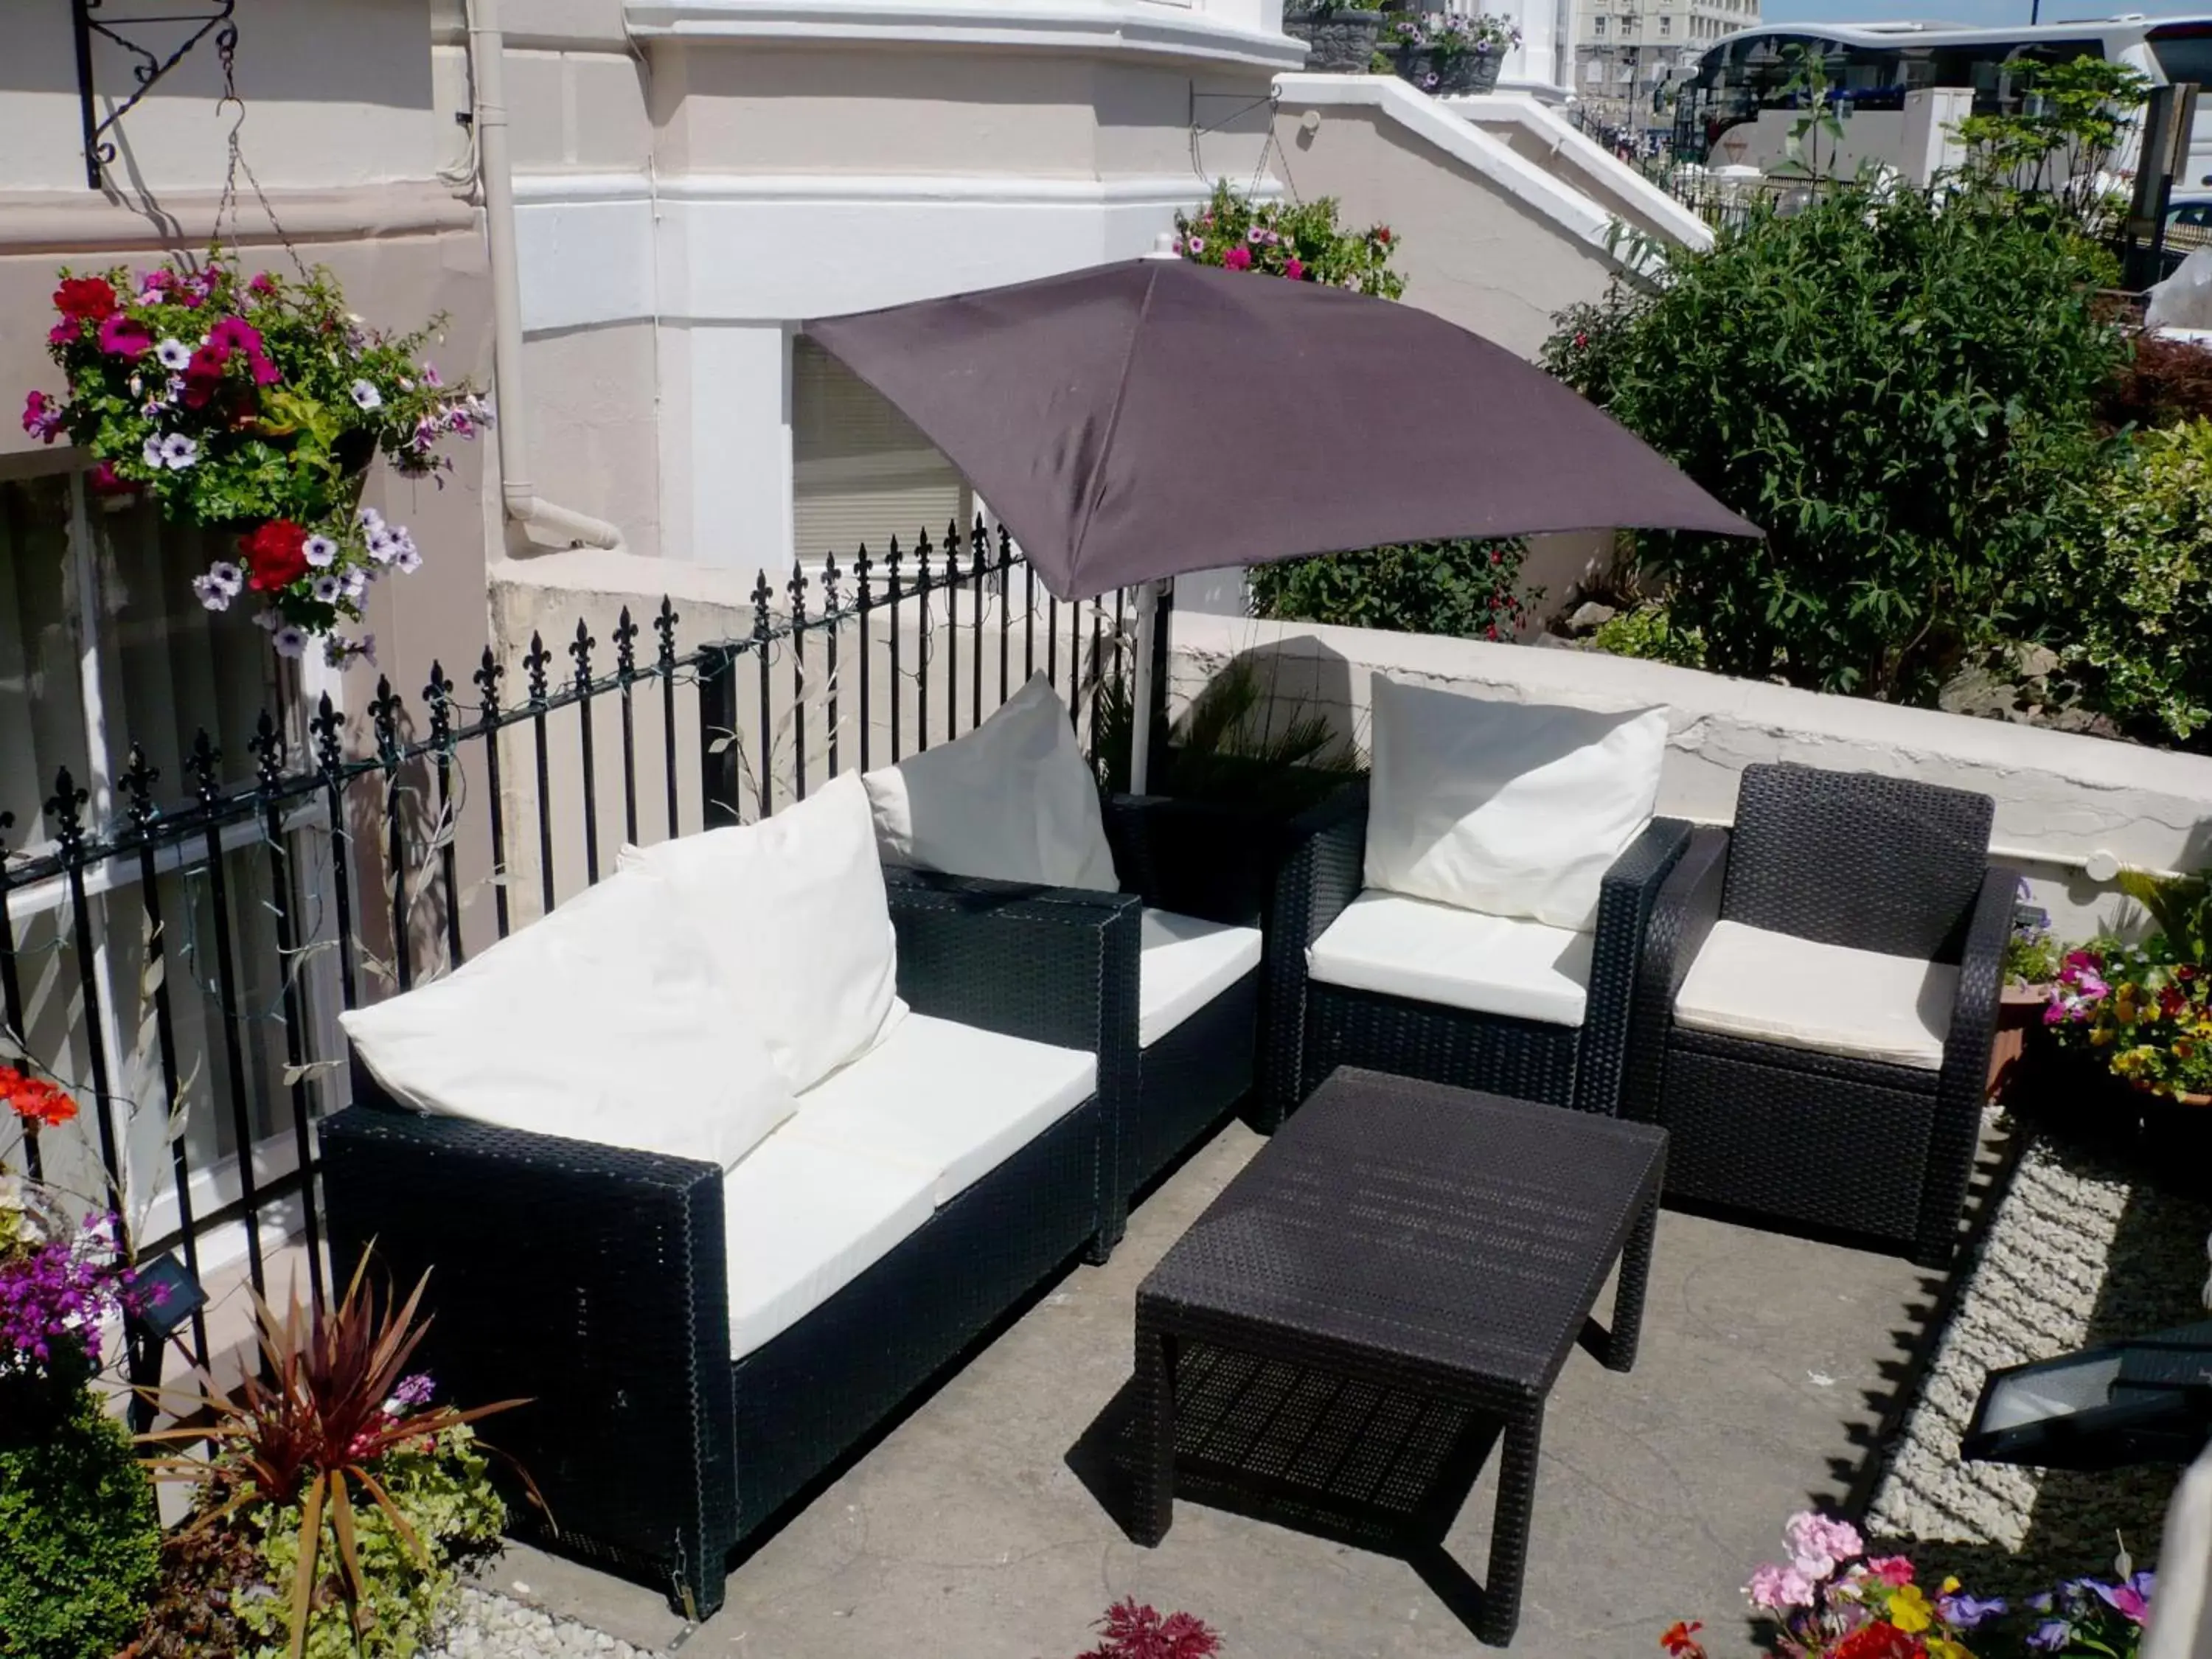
top-left (473, 646), bottom-right (505, 719)
top-left (368, 676), bottom-right (406, 768)
top-left (120, 745), bottom-right (161, 833)
top-left (250, 709), bottom-right (286, 790)
top-left (524, 632), bottom-right (552, 708)
top-left (613, 608), bottom-right (639, 683)
top-left (425, 661), bottom-right (456, 751)
top-left (655, 597), bottom-right (679, 670)
top-left (570, 618), bottom-right (597, 695)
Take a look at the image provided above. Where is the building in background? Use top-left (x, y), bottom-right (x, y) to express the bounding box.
top-left (1573, 0), bottom-right (1759, 142)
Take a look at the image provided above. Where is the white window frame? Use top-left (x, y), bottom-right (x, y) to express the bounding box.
top-left (1, 462), bottom-right (347, 1277)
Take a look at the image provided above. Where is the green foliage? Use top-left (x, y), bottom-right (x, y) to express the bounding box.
top-left (1175, 183), bottom-right (1405, 299)
top-left (1772, 44), bottom-right (1845, 180)
top-left (0, 1378), bottom-right (161, 1659)
top-left (1588, 601), bottom-right (1706, 668)
top-left (2042, 420), bottom-right (2212, 742)
top-left (237, 1426), bottom-right (504, 1659)
top-left (1248, 538), bottom-right (1531, 641)
top-left (1956, 56), bottom-right (2150, 238)
top-left (1543, 184), bottom-right (2124, 703)
top-left (2119, 866), bottom-right (2212, 967)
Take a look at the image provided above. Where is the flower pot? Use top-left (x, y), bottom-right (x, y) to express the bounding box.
top-left (1391, 44), bottom-right (1502, 95)
top-left (1987, 981), bottom-right (2053, 1100)
top-left (1286, 9), bottom-right (1382, 72)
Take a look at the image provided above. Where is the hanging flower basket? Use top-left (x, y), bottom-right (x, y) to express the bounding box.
top-left (21, 251), bottom-right (487, 664)
top-left (1385, 12), bottom-right (1516, 95)
top-left (1284, 4), bottom-right (1384, 72)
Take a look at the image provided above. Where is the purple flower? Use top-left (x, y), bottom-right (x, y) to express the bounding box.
top-left (1187, 235), bottom-right (1206, 255)
top-left (386, 1371), bottom-right (436, 1413)
top-left (2093, 1572), bottom-right (2156, 1624)
top-left (1247, 225), bottom-right (1265, 243)
top-left (2028, 1619), bottom-right (2073, 1652)
top-left (21, 391), bottom-right (64, 442)
top-left (1938, 1593), bottom-right (2008, 1630)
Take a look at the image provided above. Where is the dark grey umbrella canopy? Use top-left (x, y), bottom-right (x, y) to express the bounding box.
top-left (805, 257), bottom-right (1759, 600)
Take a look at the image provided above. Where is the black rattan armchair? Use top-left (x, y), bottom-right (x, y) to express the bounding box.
top-left (322, 881), bottom-right (1135, 1622)
top-left (1263, 779), bottom-right (1692, 1126)
top-left (1628, 763), bottom-right (2012, 1266)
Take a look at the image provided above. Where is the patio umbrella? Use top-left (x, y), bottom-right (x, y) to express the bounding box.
top-left (805, 250), bottom-right (1759, 789)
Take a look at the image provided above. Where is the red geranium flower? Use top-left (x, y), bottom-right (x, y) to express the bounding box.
top-left (52, 276), bottom-right (118, 327)
top-left (1832, 1622), bottom-right (1927, 1659)
top-left (1660, 1620), bottom-right (1708, 1658)
top-left (240, 519), bottom-right (312, 592)
top-left (0, 1065), bottom-right (78, 1130)
top-left (181, 344), bottom-right (231, 410)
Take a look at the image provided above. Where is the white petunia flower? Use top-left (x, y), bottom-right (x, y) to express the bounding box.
top-left (341, 568), bottom-right (369, 601)
top-left (158, 433), bottom-right (198, 470)
top-left (142, 435), bottom-right (165, 468)
top-left (349, 379), bottom-right (383, 410)
top-left (357, 504), bottom-right (384, 532)
top-left (311, 574), bottom-right (344, 604)
top-left (156, 338), bottom-right (192, 370)
top-left (272, 625), bottom-right (310, 659)
top-left (366, 528), bottom-right (398, 565)
top-left (206, 560), bottom-right (243, 596)
top-left (252, 608), bottom-right (282, 633)
top-left (190, 574), bottom-right (232, 613)
top-left (302, 535), bottom-right (339, 568)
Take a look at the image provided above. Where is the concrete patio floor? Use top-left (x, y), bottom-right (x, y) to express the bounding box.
top-left (488, 1119), bottom-right (1943, 1658)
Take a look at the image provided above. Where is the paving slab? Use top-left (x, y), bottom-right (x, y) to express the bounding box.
top-left (480, 1120), bottom-right (1938, 1658)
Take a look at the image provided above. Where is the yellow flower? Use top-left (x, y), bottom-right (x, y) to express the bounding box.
top-left (1940, 1577), bottom-right (1961, 1595)
top-left (1928, 1638), bottom-right (1977, 1659)
top-left (1888, 1585), bottom-right (1935, 1633)
top-left (2092, 1026), bottom-right (2115, 1046)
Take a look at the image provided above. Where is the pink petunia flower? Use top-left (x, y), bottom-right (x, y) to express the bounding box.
top-left (1223, 246), bottom-right (1253, 271)
top-left (21, 390), bottom-right (64, 443)
top-left (97, 312), bottom-right (153, 358)
top-left (207, 316), bottom-right (265, 358)
top-left (1284, 257), bottom-right (1306, 280)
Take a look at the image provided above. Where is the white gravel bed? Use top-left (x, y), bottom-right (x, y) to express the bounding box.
top-left (1865, 1119), bottom-right (2212, 1584)
top-left (428, 1585), bottom-right (662, 1659)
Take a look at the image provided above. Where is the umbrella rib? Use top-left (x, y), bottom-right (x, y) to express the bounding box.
top-left (1065, 262), bottom-right (1162, 584)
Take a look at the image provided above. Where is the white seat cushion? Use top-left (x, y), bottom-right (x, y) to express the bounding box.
top-left (341, 869), bottom-right (796, 1170)
top-left (777, 1013), bottom-right (1096, 1206)
top-left (1364, 675), bottom-right (1667, 931)
top-left (720, 1133), bottom-right (937, 1360)
top-left (862, 671), bottom-right (1119, 892)
top-left (1673, 919), bottom-right (1955, 1071)
top-left (617, 773), bottom-right (905, 1094)
top-left (1140, 909), bottom-right (1263, 1048)
top-left (1307, 889), bottom-right (1593, 1027)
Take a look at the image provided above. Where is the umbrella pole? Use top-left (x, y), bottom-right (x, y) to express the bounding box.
top-left (1129, 580), bottom-right (1158, 796)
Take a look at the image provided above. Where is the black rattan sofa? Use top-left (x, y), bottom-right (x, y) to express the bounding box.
top-left (1262, 779), bottom-right (1692, 1125)
top-left (1627, 763), bottom-right (2011, 1265)
top-left (322, 879), bottom-right (1137, 1621)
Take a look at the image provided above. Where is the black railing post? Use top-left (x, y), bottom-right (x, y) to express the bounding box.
top-left (614, 608), bottom-right (641, 846)
top-left (0, 810), bottom-right (39, 1183)
top-left (425, 665), bottom-right (466, 970)
top-left (251, 714), bottom-right (326, 1315)
top-left (752, 571), bottom-right (773, 821)
top-left (822, 554), bottom-right (842, 780)
top-left (310, 697), bottom-right (361, 1006)
top-left (370, 678), bottom-right (413, 992)
top-left (698, 641), bottom-right (742, 827)
top-left (187, 732), bottom-right (264, 1295)
top-left (524, 636), bottom-right (556, 917)
top-left (790, 563), bottom-right (810, 801)
top-left (570, 620), bottom-right (601, 884)
top-left (472, 651), bottom-right (512, 941)
top-left (46, 771), bottom-right (122, 1202)
top-left (655, 599), bottom-right (681, 840)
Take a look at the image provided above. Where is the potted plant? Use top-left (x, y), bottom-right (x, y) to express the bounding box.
top-left (1173, 183), bottom-right (1405, 299)
top-left (21, 251), bottom-right (487, 664)
top-left (1386, 10), bottom-right (1520, 95)
top-left (2045, 867), bottom-right (2212, 1108)
top-left (1284, 0), bottom-right (1386, 74)
top-left (1989, 890), bottom-right (2062, 1099)
top-left (133, 1259), bottom-right (524, 1659)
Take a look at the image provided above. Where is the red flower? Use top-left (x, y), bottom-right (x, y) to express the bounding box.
top-left (240, 519), bottom-right (311, 592)
top-left (52, 276), bottom-right (118, 327)
top-left (1660, 1621), bottom-right (1708, 1659)
top-left (1374, 226), bottom-right (1394, 245)
top-left (1079, 1599), bottom-right (1222, 1659)
top-left (87, 461), bottom-right (135, 495)
top-left (1832, 1622), bottom-right (1927, 1659)
top-left (181, 344), bottom-right (230, 410)
top-left (1284, 257), bottom-right (1307, 280)
top-left (0, 1065), bottom-right (78, 1130)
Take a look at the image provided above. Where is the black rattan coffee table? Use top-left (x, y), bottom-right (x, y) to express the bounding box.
top-left (1130, 1067), bottom-right (1666, 1644)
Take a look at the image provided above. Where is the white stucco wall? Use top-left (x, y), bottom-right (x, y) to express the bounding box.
top-left (1172, 610), bottom-right (2212, 943)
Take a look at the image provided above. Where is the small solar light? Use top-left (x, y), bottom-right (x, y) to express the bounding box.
top-left (125, 1252), bottom-right (206, 1343)
top-left (1963, 1320), bottom-right (2212, 1472)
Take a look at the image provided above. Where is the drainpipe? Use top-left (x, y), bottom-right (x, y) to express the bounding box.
top-left (469, 0), bottom-right (627, 554)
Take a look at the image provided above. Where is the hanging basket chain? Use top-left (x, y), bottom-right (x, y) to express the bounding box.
top-left (212, 27), bottom-right (311, 283)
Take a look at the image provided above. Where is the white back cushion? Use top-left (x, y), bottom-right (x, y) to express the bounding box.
top-left (341, 869), bottom-right (795, 1169)
top-left (617, 773), bottom-right (905, 1096)
top-left (1364, 676), bottom-right (1667, 931)
top-left (862, 671), bottom-right (1119, 892)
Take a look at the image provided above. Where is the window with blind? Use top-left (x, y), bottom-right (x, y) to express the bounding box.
top-left (791, 338), bottom-right (971, 563)
top-left (0, 468), bottom-right (300, 1232)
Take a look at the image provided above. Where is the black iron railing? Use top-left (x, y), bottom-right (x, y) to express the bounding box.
top-left (0, 524), bottom-right (1131, 1362)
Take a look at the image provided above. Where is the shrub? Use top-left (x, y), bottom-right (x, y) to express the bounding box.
top-left (1588, 601), bottom-right (1705, 668)
top-left (2042, 419), bottom-right (2212, 743)
top-left (1545, 185), bottom-right (2124, 703)
top-left (1248, 538), bottom-right (1531, 641)
top-left (0, 1371), bottom-right (161, 1659)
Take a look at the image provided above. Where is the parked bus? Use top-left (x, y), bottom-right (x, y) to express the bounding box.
top-left (1673, 15), bottom-right (2212, 184)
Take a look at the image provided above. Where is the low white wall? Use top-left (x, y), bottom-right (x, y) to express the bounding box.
top-left (1172, 611), bottom-right (2212, 943)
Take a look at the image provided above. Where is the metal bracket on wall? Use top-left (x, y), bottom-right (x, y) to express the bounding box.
top-left (71, 0), bottom-right (239, 189)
